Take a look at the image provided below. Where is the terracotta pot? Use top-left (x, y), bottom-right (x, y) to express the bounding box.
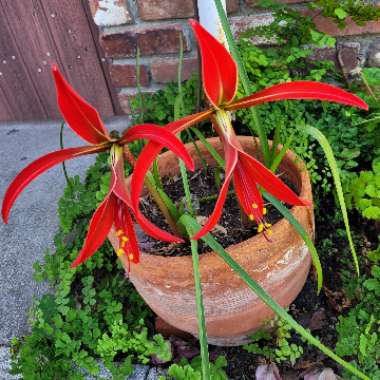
top-left (109, 136), bottom-right (314, 346)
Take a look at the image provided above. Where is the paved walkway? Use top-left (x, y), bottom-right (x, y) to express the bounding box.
top-left (0, 118), bottom-right (165, 379)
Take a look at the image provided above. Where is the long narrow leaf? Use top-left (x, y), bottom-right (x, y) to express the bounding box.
top-left (188, 235), bottom-right (210, 380)
top-left (263, 192), bottom-right (322, 293)
top-left (270, 133), bottom-right (294, 173)
top-left (305, 125), bottom-right (360, 276)
top-left (180, 214), bottom-right (369, 380)
top-left (213, 0), bottom-right (270, 165)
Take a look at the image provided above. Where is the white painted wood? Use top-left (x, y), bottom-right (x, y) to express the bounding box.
top-left (197, 0), bottom-right (227, 46)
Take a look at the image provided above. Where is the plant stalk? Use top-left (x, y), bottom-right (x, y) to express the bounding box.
top-left (124, 146), bottom-right (182, 236)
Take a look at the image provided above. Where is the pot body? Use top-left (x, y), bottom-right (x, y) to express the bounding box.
top-left (110, 137), bottom-right (314, 346)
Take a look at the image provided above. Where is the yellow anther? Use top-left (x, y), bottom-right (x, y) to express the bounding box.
top-left (263, 207), bottom-right (267, 215)
top-left (122, 236), bottom-right (129, 242)
top-left (128, 253), bottom-right (134, 261)
top-left (265, 223), bottom-right (272, 228)
top-left (267, 229), bottom-right (273, 236)
top-left (117, 229), bottom-right (124, 237)
top-left (121, 241), bottom-right (126, 248)
top-left (248, 214), bottom-right (254, 221)
top-left (252, 203), bottom-right (258, 209)
top-left (116, 248), bottom-right (125, 257)
top-left (257, 223), bottom-right (264, 233)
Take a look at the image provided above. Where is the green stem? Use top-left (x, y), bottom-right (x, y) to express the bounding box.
top-left (59, 122), bottom-right (72, 188)
top-left (188, 235), bottom-right (210, 380)
top-left (213, 0), bottom-right (270, 166)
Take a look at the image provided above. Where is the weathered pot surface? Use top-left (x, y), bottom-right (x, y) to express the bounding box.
top-left (110, 136), bottom-right (314, 346)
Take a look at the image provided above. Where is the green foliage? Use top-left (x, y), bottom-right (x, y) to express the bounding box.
top-left (159, 356), bottom-right (228, 380)
top-left (347, 159), bottom-right (380, 220)
top-left (12, 154), bottom-right (171, 379)
top-left (336, 265), bottom-right (380, 379)
top-left (243, 317), bottom-right (304, 365)
top-left (258, 0), bottom-right (380, 28)
top-left (130, 76), bottom-right (198, 125)
top-left (311, 0), bottom-right (380, 28)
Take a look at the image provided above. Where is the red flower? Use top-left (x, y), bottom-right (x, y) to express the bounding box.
top-left (131, 19), bottom-right (368, 240)
top-left (2, 66), bottom-right (194, 267)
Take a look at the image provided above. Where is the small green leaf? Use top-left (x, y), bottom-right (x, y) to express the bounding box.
top-left (334, 8), bottom-right (348, 20)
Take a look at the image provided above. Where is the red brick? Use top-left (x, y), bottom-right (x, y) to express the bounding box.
top-left (137, 24), bottom-right (189, 56)
top-left (101, 24), bottom-right (189, 58)
top-left (151, 57), bottom-right (198, 83)
top-left (109, 64), bottom-right (149, 88)
top-left (137, 0), bottom-right (194, 21)
top-left (100, 32), bottom-right (136, 58)
top-left (303, 9), bottom-right (380, 36)
top-left (227, 0), bottom-right (240, 13)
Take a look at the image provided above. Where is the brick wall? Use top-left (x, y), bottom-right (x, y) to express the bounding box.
top-left (88, 0), bottom-right (380, 115)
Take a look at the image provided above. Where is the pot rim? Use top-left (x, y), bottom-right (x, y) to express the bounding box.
top-left (114, 136), bottom-right (313, 268)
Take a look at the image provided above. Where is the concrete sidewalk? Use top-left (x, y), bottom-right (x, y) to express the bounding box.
top-left (0, 118), bottom-right (166, 379)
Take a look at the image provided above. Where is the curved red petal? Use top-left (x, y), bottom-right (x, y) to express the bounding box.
top-left (71, 193), bottom-right (116, 268)
top-left (123, 209), bottom-right (140, 264)
top-left (110, 147), bottom-right (132, 206)
top-left (52, 66), bottom-right (111, 144)
top-left (135, 210), bottom-right (184, 243)
top-left (2, 145), bottom-right (107, 223)
top-left (233, 161), bottom-right (264, 224)
top-left (226, 81), bottom-right (368, 111)
top-left (189, 19), bottom-right (238, 107)
top-left (120, 124), bottom-right (195, 171)
top-left (129, 111), bottom-right (211, 214)
top-left (239, 151), bottom-right (310, 207)
top-left (192, 141), bottom-right (238, 240)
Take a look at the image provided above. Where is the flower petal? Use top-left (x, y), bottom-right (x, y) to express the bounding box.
top-left (135, 210), bottom-right (184, 243)
top-left (239, 151), bottom-right (311, 207)
top-left (233, 160), bottom-right (264, 224)
top-left (120, 124), bottom-right (195, 171)
top-left (52, 66), bottom-right (111, 144)
top-left (111, 144), bottom-right (184, 243)
top-left (122, 208), bottom-right (140, 264)
top-left (71, 193), bottom-right (117, 268)
top-left (130, 111), bottom-right (211, 216)
top-left (192, 141), bottom-right (239, 240)
top-left (2, 145), bottom-right (107, 223)
top-left (226, 81), bottom-right (369, 111)
top-left (189, 19), bottom-right (238, 107)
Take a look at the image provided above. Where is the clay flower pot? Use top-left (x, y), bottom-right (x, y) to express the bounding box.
top-left (109, 136), bottom-right (314, 346)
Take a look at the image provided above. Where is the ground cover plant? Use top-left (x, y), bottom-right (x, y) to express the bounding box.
top-left (3, 1), bottom-right (380, 379)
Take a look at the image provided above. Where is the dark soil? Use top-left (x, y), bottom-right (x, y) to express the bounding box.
top-left (140, 166), bottom-right (296, 256)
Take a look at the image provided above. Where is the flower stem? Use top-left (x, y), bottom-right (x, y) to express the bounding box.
top-left (124, 146), bottom-right (182, 237)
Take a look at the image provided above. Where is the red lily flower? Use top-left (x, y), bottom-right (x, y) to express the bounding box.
top-left (130, 19), bottom-right (368, 240)
top-left (2, 66), bottom-right (194, 267)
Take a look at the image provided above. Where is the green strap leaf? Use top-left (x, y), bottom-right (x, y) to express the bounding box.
top-left (187, 234), bottom-right (211, 380)
top-left (270, 133), bottom-right (294, 173)
top-left (263, 192), bottom-right (323, 293)
top-left (180, 214), bottom-right (369, 380)
top-left (305, 125), bottom-right (360, 276)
